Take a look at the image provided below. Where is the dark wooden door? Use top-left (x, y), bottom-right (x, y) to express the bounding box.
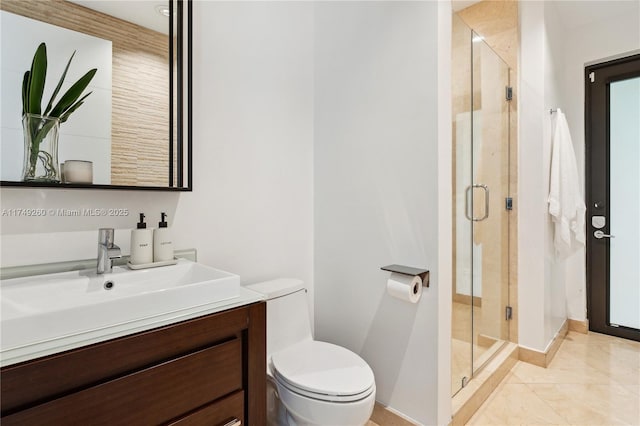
top-left (585, 54), bottom-right (640, 342)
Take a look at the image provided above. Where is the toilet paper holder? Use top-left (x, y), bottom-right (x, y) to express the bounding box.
top-left (381, 264), bottom-right (430, 288)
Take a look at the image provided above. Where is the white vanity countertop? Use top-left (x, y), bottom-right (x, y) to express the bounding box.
top-left (0, 286), bottom-right (265, 367)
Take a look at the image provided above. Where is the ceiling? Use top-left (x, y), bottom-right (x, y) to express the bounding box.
top-left (452, 0), bottom-right (482, 12)
top-left (548, 0), bottom-right (640, 30)
top-left (453, 0), bottom-right (639, 30)
top-left (69, 0), bottom-right (639, 41)
top-left (69, 0), bottom-right (170, 34)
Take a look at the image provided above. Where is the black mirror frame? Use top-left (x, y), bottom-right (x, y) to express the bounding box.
top-left (1, 0), bottom-right (193, 192)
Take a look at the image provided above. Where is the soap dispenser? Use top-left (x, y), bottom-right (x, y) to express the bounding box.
top-left (153, 212), bottom-right (173, 262)
top-left (130, 213), bottom-right (153, 265)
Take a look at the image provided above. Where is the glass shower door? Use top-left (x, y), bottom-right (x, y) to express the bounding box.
top-left (452, 17), bottom-right (511, 396)
top-left (470, 31), bottom-right (511, 371)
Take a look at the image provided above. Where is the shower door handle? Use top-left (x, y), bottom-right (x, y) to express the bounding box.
top-left (465, 184), bottom-right (490, 221)
top-left (465, 186), bottom-right (473, 221)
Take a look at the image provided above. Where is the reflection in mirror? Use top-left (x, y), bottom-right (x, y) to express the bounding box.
top-left (0, 0), bottom-right (191, 190)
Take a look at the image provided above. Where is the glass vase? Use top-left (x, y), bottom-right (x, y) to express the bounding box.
top-left (22, 113), bottom-right (61, 182)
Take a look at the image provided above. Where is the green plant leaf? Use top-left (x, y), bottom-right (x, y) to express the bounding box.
top-left (44, 50), bottom-right (76, 116)
top-left (59, 91), bottom-right (92, 123)
top-left (22, 71), bottom-right (30, 115)
top-left (27, 43), bottom-right (47, 115)
top-left (49, 68), bottom-right (96, 118)
top-left (59, 103), bottom-right (82, 124)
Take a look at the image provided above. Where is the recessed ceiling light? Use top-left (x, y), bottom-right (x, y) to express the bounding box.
top-left (155, 5), bottom-right (170, 17)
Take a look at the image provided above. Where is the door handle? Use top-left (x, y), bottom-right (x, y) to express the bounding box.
top-left (464, 184), bottom-right (490, 222)
top-left (594, 230), bottom-right (615, 239)
top-left (465, 186), bottom-right (473, 221)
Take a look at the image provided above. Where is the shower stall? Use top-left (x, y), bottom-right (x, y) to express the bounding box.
top-left (451, 14), bottom-right (513, 396)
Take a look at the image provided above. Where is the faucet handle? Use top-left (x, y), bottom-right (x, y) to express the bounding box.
top-left (98, 228), bottom-right (115, 245)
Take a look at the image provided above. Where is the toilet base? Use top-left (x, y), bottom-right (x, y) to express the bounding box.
top-left (267, 375), bottom-right (375, 426)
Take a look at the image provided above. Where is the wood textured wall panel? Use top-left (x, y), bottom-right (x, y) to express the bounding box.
top-left (1, 0), bottom-right (170, 186)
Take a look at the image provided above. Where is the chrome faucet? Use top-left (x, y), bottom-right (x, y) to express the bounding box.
top-left (97, 228), bottom-right (121, 274)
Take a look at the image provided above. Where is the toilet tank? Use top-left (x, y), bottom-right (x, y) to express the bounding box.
top-left (245, 279), bottom-right (312, 357)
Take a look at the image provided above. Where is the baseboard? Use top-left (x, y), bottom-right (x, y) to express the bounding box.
top-left (451, 343), bottom-right (519, 426)
top-left (477, 334), bottom-right (498, 348)
top-left (370, 403), bottom-right (418, 425)
top-left (568, 318), bottom-right (588, 334)
top-left (519, 320), bottom-right (568, 368)
top-left (452, 293), bottom-right (482, 307)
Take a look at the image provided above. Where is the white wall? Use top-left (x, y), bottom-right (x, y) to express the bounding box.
top-left (1, 1), bottom-right (315, 312)
top-left (518, 0), bottom-right (549, 351)
top-left (520, 0), bottom-right (583, 352)
top-left (1, 3), bottom-right (451, 422)
top-left (0, 189), bottom-right (178, 266)
top-left (313, 2), bottom-right (444, 423)
top-left (519, 0), bottom-right (640, 351)
top-left (542, 1), bottom-right (567, 349)
top-left (174, 0), bottom-right (314, 302)
top-left (549, 1), bottom-right (640, 322)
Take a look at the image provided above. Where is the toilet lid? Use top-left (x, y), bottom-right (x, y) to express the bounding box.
top-left (271, 340), bottom-right (375, 398)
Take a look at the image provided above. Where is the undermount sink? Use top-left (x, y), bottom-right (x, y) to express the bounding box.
top-left (0, 259), bottom-right (240, 352)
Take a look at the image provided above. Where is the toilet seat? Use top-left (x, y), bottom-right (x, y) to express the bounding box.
top-left (271, 340), bottom-right (375, 403)
top-left (274, 373), bottom-right (375, 403)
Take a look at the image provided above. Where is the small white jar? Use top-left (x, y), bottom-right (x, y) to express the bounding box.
top-left (63, 160), bottom-right (93, 184)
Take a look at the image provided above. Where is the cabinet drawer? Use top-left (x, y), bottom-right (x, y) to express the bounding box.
top-left (2, 338), bottom-right (242, 425)
top-left (168, 390), bottom-right (244, 426)
top-left (1, 306), bottom-right (249, 414)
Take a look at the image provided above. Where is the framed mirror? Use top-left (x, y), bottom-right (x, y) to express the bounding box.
top-left (0, 0), bottom-right (192, 191)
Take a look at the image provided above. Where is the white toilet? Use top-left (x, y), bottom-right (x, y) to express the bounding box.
top-left (245, 279), bottom-right (376, 426)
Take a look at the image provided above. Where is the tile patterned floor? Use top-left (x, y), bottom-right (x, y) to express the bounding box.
top-left (467, 331), bottom-right (640, 425)
top-left (367, 403), bottom-right (415, 426)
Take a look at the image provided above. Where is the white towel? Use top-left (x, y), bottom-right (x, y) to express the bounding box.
top-left (548, 109), bottom-right (586, 257)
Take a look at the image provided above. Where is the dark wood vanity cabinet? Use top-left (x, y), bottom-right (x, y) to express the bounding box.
top-left (0, 302), bottom-right (266, 426)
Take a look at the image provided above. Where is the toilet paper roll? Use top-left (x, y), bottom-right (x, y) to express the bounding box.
top-left (387, 272), bottom-right (423, 303)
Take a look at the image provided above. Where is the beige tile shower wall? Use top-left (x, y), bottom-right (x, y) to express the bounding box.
top-left (1, 0), bottom-right (169, 187)
top-left (457, 0), bottom-right (518, 72)
top-left (473, 45), bottom-right (510, 343)
top-left (454, 0), bottom-right (519, 344)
